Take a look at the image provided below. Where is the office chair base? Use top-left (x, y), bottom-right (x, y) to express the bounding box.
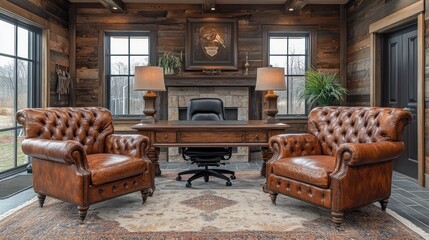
top-left (177, 166), bottom-right (235, 187)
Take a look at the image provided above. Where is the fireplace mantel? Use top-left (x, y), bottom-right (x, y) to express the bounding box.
top-left (159, 74), bottom-right (261, 121)
top-left (165, 74), bottom-right (256, 87)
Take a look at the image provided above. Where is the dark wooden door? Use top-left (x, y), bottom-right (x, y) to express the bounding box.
top-left (382, 24), bottom-right (418, 179)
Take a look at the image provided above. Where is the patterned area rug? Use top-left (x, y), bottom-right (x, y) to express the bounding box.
top-left (0, 171), bottom-right (426, 239)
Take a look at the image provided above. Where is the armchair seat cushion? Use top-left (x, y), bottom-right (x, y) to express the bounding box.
top-left (272, 155), bottom-right (336, 188)
top-left (87, 154), bottom-right (148, 185)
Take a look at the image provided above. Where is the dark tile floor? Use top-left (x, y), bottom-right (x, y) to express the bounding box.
top-left (1, 161), bottom-right (428, 234)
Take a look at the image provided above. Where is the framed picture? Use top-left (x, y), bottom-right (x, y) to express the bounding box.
top-left (186, 18), bottom-right (238, 70)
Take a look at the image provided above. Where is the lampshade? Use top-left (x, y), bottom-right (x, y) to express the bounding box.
top-left (134, 66), bottom-right (166, 91)
top-left (255, 67), bottom-right (286, 91)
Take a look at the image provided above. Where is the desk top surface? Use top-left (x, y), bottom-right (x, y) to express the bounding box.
top-left (132, 120), bottom-right (289, 130)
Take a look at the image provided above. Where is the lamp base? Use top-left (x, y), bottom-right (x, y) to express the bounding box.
top-left (264, 90), bottom-right (279, 123)
top-left (264, 117), bottom-right (279, 124)
top-left (140, 116), bottom-right (158, 123)
top-left (142, 90), bottom-right (158, 123)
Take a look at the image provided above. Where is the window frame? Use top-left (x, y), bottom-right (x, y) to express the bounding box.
top-left (103, 29), bottom-right (156, 118)
top-left (0, 13), bottom-right (42, 175)
top-left (262, 25), bottom-right (317, 117)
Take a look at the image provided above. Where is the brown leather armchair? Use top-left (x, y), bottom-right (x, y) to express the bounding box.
top-left (16, 107), bottom-right (155, 221)
top-left (265, 106), bottom-right (412, 226)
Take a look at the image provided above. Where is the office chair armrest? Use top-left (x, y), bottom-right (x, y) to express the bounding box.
top-left (222, 147), bottom-right (232, 160)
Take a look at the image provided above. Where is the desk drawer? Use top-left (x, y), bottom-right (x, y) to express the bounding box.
top-left (155, 132), bottom-right (176, 143)
top-left (245, 131), bottom-right (267, 143)
top-left (179, 132), bottom-right (244, 143)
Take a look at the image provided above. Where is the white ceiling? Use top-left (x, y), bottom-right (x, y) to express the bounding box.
top-left (69, 0), bottom-right (348, 4)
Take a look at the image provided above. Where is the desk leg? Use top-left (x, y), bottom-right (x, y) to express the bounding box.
top-left (147, 146), bottom-right (161, 176)
top-left (260, 147), bottom-right (273, 177)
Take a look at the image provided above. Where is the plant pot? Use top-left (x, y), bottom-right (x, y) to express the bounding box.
top-left (164, 67), bottom-right (175, 75)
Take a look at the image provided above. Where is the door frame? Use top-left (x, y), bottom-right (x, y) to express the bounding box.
top-left (369, 1), bottom-right (425, 186)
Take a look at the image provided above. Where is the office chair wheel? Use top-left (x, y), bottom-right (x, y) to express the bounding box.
top-left (204, 175), bottom-right (209, 182)
top-left (230, 175), bottom-right (236, 180)
top-left (176, 176), bottom-right (182, 181)
top-left (185, 182), bottom-right (192, 188)
top-left (226, 181), bottom-right (232, 186)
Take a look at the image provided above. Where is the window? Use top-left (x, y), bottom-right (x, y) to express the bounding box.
top-left (105, 32), bottom-right (155, 116)
top-left (264, 26), bottom-right (315, 116)
top-left (0, 14), bottom-right (41, 173)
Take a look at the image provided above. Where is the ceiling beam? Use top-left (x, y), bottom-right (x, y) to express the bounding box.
top-left (203, 0), bottom-right (216, 12)
top-left (98, 0), bottom-right (125, 13)
top-left (285, 0), bottom-right (309, 12)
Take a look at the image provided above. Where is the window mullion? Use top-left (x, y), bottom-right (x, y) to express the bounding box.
top-left (128, 36), bottom-right (131, 115)
top-left (14, 25), bottom-right (19, 168)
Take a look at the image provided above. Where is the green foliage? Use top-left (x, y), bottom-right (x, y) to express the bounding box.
top-left (158, 52), bottom-right (181, 74)
top-left (299, 68), bottom-right (347, 108)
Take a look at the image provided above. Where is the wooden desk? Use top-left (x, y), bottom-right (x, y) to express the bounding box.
top-left (132, 120), bottom-right (289, 176)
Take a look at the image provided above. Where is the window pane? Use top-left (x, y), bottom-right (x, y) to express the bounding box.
top-left (17, 128), bottom-right (28, 166)
top-left (269, 56), bottom-right (287, 68)
top-left (0, 20), bottom-right (15, 55)
top-left (270, 37), bottom-right (287, 54)
top-left (17, 27), bottom-right (30, 59)
top-left (17, 60), bottom-right (29, 110)
top-left (110, 56), bottom-right (129, 75)
top-left (0, 130), bottom-right (16, 171)
top-left (110, 36), bottom-right (128, 54)
top-left (130, 77), bottom-right (145, 115)
top-left (288, 76), bottom-right (305, 114)
top-left (277, 90), bottom-right (288, 114)
top-left (110, 76), bottom-right (128, 115)
top-left (107, 33), bottom-right (151, 116)
top-left (130, 56), bottom-right (149, 75)
top-left (130, 36), bottom-right (149, 54)
top-left (289, 37), bottom-right (306, 54)
top-left (288, 56), bottom-right (306, 75)
top-left (0, 56), bottom-right (15, 129)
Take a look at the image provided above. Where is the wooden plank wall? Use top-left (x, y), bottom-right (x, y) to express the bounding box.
top-left (346, 0), bottom-right (420, 106)
top-left (425, 0), bottom-right (429, 185)
top-left (73, 3), bottom-right (341, 107)
top-left (1, 0), bottom-right (70, 107)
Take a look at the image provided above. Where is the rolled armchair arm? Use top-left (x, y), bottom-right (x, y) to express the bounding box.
top-left (336, 141), bottom-right (405, 167)
top-left (105, 134), bottom-right (150, 158)
top-left (268, 133), bottom-right (322, 160)
top-left (22, 138), bottom-right (88, 169)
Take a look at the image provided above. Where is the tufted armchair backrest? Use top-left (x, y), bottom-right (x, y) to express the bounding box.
top-left (308, 106), bottom-right (412, 157)
top-left (16, 107), bottom-right (114, 154)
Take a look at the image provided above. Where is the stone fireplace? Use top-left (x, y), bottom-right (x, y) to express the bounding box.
top-left (167, 86), bottom-right (249, 162)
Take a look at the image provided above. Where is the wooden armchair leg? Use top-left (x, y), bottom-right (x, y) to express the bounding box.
top-left (380, 199), bottom-right (389, 212)
top-left (331, 211), bottom-right (344, 226)
top-left (269, 192), bottom-right (278, 205)
top-left (141, 188), bottom-right (151, 204)
top-left (78, 206), bottom-right (89, 222)
top-left (37, 193), bottom-right (46, 207)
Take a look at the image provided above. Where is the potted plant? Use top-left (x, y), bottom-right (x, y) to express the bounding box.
top-left (158, 52), bottom-right (181, 75)
top-left (299, 68), bottom-right (347, 108)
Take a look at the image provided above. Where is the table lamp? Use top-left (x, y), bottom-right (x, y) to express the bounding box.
top-left (255, 67), bottom-right (286, 123)
top-left (134, 66), bottom-right (166, 123)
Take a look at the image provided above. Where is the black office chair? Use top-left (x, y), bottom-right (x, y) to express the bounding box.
top-left (176, 98), bottom-right (236, 187)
